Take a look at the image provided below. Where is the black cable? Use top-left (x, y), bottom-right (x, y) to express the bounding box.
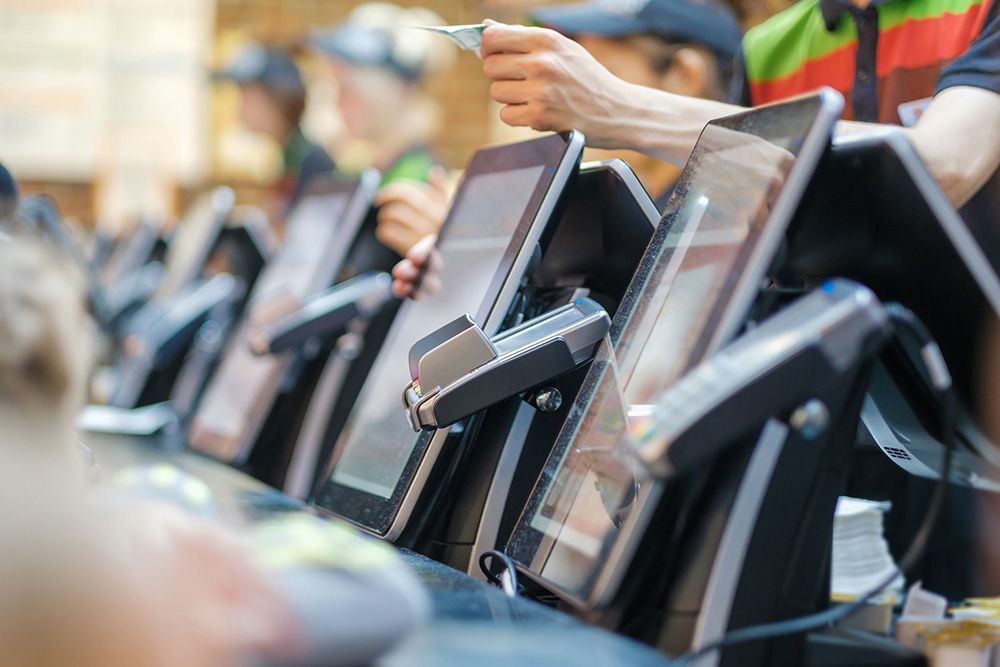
top-left (479, 549), bottom-right (521, 597)
top-left (673, 303), bottom-right (956, 665)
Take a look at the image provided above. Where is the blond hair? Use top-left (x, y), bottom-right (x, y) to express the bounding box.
top-left (0, 235), bottom-right (93, 480)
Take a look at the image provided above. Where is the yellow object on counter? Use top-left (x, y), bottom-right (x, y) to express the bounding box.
top-left (965, 599), bottom-right (1000, 609)
top-left (908, 620), bottom-right (1000, 667)
top-left (251, 513), bottom-right (398, 571)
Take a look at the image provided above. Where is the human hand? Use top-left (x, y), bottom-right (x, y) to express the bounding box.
top-left (481, 20), bottom-right (630, 146)
top-left (375, 166), bottom-right (451, 257)
top-left (391, 234), bottom-right (442, 300)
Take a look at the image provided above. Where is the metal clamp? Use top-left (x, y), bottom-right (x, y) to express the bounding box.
top-left (403, 298), bottom-right (611, 431)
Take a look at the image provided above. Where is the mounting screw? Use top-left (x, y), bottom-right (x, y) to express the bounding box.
top-left (534, 387), bottom-right (563, 413)
top-left (789, 399), bottom-right (829, 440)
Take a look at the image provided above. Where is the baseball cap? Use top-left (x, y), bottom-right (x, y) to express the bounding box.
top-left (0, 162), bottom-right (17, 216)
top-left (312, 22), bottom-right (423, 80)
top-left (310, 3), bottom-right (454, 82)
top-left (213, 43), bottom-right (306, 97)
top-left (531, 0), bottom-right (742, 61)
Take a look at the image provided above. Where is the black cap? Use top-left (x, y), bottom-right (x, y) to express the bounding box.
top-left (0, 162), bottom-right (18, 217)
top-left (213, 43), bottom-right (306, 97)
top-left (531, 0), bottom-right (742, 61)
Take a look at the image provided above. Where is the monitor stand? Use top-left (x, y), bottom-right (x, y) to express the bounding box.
top-left (641, 346), bottom-right (877, 666)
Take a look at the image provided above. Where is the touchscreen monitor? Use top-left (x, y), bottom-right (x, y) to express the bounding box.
top-left (189, 175), bottom-right (376, 462)
top-left (506, 92), bottom-right (842, 606)
top-left (158, 188), bottom-right (234, 297)
top-left (314, 132), bottom-right (584, 537)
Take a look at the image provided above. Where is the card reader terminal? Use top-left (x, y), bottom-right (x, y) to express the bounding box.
top-left (636, 279), bottom-right (892, 478)
top-left (249, 272), bottom-right (394, 356)
top-left (403, 298), bottom-right (611, 431)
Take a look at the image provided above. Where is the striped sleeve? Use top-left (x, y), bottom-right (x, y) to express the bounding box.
top-left (936, 0), bottom-right (1000, 93)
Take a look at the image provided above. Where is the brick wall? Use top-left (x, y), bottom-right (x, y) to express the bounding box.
top-left (17, 180), bottom-right (94, 225)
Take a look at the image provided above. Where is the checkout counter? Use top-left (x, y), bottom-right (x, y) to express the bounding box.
top-left (76, 90), bottom-right (1000, 666)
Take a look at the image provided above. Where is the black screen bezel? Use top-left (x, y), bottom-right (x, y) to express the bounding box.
top-left (505, 94), bottom-right (840, 603)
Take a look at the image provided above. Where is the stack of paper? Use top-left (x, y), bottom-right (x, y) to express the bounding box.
top-left (831, 496), bottom-right (904, 600)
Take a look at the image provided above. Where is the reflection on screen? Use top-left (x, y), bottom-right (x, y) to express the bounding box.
top-left (510, 109), bottom-right (815, 598)
top-left (189, 193), bottom-right (351, 458)
top-left (159, 192), bottom-right (224, 297)
top-left (328, 166), bottom-right (546, 499)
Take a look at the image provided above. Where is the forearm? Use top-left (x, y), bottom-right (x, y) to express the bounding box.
top-left (835, 87), bottom-right (1000, 206)
top-left (905, 87), bottom-right (1000, 207)
top-left (481, 23), bottom-right (747, 165)
top-left (612, 87), bottom-right (999, 206)
top-left (592, 82), bottom-right (747, 166)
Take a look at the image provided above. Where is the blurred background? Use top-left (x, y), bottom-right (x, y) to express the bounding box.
top-left (0, 0), bottom-right (789, 235)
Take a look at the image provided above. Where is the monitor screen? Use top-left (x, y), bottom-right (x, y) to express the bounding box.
top-left (314, 133), bottom-right (580, 534)
top-left (189, 191), bottom-right (355, 460)
top-left (787, 133), bottom-right (1000, 426)
top-left (159, 189), bottom-right (230, 297)
top-left (507, 94), bottom-right (838, 602)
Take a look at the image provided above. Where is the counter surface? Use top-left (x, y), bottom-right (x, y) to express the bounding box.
top-left (83, 431), bottom-right (673, 667)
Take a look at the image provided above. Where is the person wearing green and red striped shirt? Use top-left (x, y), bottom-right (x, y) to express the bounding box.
top-left (734, 0), bottom-right (996, 124)
top-left (731, 0), bottom-right (1000, 265)
top-left (478, 0), bottom-right (999, 249)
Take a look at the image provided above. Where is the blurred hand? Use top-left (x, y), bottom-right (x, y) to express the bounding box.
top-left (375, 166), bottom-right (451, 256)
top-left (391, 234), bottom-right (442, 300)
top-left (113, 502), bottom-right (303, 667)
top-left (481, 20), bottom-right (629, 146)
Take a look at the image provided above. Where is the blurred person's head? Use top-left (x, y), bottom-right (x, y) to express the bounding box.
top-left (215, 44), bottom-right (308, 143)
top-left (0, 229), bottom-right (302, 666)
top-left (311, 4), bottom-right (455, 165)
top-left (0, 235), bottom-right (93, 477)
top-left (531, 0), bottom-right (742, 101)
